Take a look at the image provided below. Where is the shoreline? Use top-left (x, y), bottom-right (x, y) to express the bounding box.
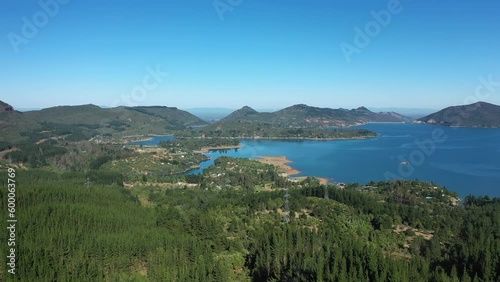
top-left (128, 137), bottom-right (153, 143)
top-left (255, 156), bottom-right (300, 176)
top-left (125, 134), bottom-right (173, 143)
top-left (199, 145), bottom-right (243, 153)
top-left (186, 135), bottom-right (377, 141)
top-left (291, 176), bottom-right (330, 185)
top-left (245, 136), bottom-right (377, 141)
top-left (343, 121), bottom-right (407, 128)
top-left (224, 136), bottom-right (376, 141)
top-left (174, 164), bottom-right (202, 175)
top-left (412, 121), bottom-right (500, 129)
top-left (127, 134), bottom-right (378, 143)
top-left (254, 155), bottom-right (330, 185)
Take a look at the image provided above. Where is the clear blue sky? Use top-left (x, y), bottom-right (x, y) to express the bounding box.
top-left (1, 0), bottom-right (499, 110)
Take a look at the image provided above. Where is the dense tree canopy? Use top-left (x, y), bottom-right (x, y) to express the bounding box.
top-left (0, 166), bottom-right (498, 281)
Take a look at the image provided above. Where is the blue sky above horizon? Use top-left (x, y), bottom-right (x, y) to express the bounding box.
top-left (1, 0), bottom-right (499, 110)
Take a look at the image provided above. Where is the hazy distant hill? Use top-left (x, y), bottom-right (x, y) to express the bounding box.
top-left (415, 102), bottom-right (500, 128)
top-left (183, 107), bottom-right (236, 122)
top-left (208, 104), bottom-right (412, 130)
top-left (0, 103), bottom-right (207, 143)
top-left (348, 106), bottom-right (414, 124)
top-left (369, 107), bottom-right (436, 119)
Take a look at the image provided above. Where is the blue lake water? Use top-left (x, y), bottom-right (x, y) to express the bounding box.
top-left (142, 124), bottom-right (500, 197)
top-left (129, 135), bottom-right (175, 146)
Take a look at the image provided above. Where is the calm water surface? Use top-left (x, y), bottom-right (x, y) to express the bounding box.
top-left (144, 124), bottom-right (500, 197)
top-left (129, 135), bottom-right (174, 146)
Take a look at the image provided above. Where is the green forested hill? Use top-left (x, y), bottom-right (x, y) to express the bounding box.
top-left (272, 104), bottom-right (411, 127)
top-left (126, 106), bottom-right (207, 128)
top-left (205, 104), bottom-right (411, 132)
top-left (416, 101), bottom-right (500, 127)
top-left (0, 103), bottom-right (207, 143)
top-left (216, 105), bottom-right (262, 121)
top-left (0, 111), bottom-right (40, 142)
top-left (0, 102), bottom-right (405, 143)
top-left (0, 166), bottom-right (498, 281)
top-left (178, 105), bottom-right (385, 139)
top-left (23, 104), bottom-right (207, 129)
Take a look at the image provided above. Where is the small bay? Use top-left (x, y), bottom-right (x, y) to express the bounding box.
top-left (143, 124), bottom-right (500, 197)
top-left (129, 135), bottom-right (175, 146)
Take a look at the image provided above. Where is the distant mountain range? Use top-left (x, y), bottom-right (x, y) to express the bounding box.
top-left (0, 102), bottom-right (207, 143)
top-left (415, 102), bottom-right (500, 128)
top-left (9, 100), bottom-right (500, 143)
top-left (184, 106), bottom-right (435, 122)
top-left (368, 107), bottom-right (437, 119)
top-left (205, 104), bottom-right (413, 130)
top-left (183, 107), bottom-right (236, 122)
top-left (0, 101), bottom-right (417, 143)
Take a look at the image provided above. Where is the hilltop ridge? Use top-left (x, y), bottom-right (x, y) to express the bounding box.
top-left (415, 102), bottom-right (500, 128)
top-left (0, 102), bottom-right (207, 143)
top-left (0, 100), bottom-right (14, 112)
top-left (210, 104), bottom-right (412, 129)
top-left (219, 106), bottom-right (259, 121)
